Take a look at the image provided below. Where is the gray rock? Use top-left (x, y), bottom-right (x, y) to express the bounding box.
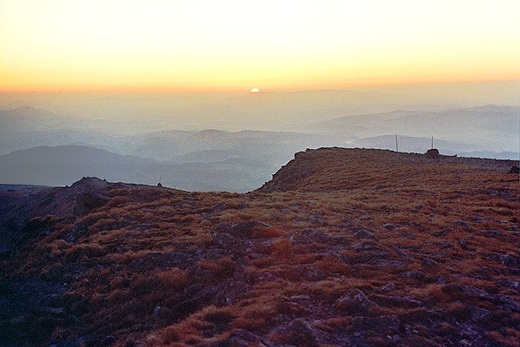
top-left (453, 220), bottom-right (470, 228)
top-left (289, 229), bottom-right (331, 245)
top-left (354, 229), bottom-right (376, 239)
top-left (499, 254), bottom-right (518, 268)
top-left (271, 318), bottom-right (319, 347)
top-left (285, 319), bottom-right (319, 347)
top-left (380, 283), bottom-right (397, 292)
top-left (382, 223), bottom-right (397, 230)
top-left (277, 301), bottom-right (313, 316)
top-left (309, 214), bottom-right (325, 226)
top-left (372, 295), bottom-right (423, 308)
top-left (421, 258), bottom-right (440, 267)
top-left (353, 241), bottom-right (379, 251)
top-left (334, 289), bottom-right (378, 314)
top-left (496, 280), bottom-right (520, 291)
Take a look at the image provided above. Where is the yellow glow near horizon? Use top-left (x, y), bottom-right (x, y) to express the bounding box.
top-left (1, 0), bottom-right (519, 92)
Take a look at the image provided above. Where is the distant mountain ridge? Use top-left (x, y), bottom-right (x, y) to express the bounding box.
top-left (315, 104), bottom-right (519, 156)
top-left (0, 145), bottom-right (275, 192)
top-left (0, 145), bottom-right (153, 165)
top-left (1, 103), bottom-right (518, 191)
top-left (0, 106), bottom-right (66, 130)
top-left (0, 145), bottom-right (156, 187)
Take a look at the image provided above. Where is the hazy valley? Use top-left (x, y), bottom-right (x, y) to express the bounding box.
top-left (1, 86), bottom-right (518, 191)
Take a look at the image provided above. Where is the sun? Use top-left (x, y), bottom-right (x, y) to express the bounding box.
top-left (250, 88), bottom-right (261, 94)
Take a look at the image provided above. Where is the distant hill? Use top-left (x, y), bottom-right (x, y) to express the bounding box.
top-left (0, 106), bottom-right (67, 130)
top-left (317, 105), bottom-right (518, 132)
top-left (0, 106), bottom-right (114, 155)
top-left (0, 145), bottom-right (156, 186)
top-left (129, 129), bottom-right (350, 165)
top-left (0, 145), bottom-right (275, 192)
top-left (315, 105), bottom-right (519, 152)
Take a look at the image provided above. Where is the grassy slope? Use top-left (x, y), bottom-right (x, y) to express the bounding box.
top-left (1, 148), bottom-right (519, 346)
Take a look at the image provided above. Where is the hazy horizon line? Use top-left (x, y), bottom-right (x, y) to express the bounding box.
top-left (1, 79), bottom-right (517, 96)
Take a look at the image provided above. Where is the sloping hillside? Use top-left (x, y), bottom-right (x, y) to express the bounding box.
top-left (259, 147), bottom-right (517, 192)
top-left (1, 148), bottom-right (519, 346)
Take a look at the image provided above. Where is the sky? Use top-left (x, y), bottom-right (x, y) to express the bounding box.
top-left (1, 0), bottom-right (519, 93)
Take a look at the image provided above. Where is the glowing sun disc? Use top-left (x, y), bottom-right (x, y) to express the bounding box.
top-left (250, 87), bottom-right (261, 93)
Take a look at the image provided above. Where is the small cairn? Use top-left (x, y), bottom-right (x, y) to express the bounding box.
top-left (425, 148), bottom-right (440, 159)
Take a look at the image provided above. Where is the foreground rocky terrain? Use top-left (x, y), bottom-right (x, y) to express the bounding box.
top-left (1, 148), bottom-right (519, 346)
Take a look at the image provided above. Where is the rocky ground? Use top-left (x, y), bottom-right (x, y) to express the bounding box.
top-left (1, 148), bottom-right (519, 346)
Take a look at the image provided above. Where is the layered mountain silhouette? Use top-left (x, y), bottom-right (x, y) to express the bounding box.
top-left (1, 104), bottom-right (518, 192)
top-left (0, 145), bottom-right (157, 187)
top-left (0, 145), bottom-right (275, 192)
top-left (315, 105), bottom-right (519, 156)
top-left (0, 106), bottom-right (66, 130)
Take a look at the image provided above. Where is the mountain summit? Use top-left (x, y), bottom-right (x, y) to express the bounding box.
top-left (1, 148), bottom-right (519, 346)
top-left (259, 147), bottom-right (516, 192)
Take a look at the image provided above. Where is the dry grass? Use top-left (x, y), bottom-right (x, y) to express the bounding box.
top-left (2, 148), bottom-right (519, 346)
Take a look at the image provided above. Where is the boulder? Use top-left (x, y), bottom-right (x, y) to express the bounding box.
top-left (334, 288), bottom-right (378, 314)
top-left (273, 318), bottom-right (319, 347)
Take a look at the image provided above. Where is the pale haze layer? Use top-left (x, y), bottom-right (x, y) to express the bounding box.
top-left (0, 1), bottom-right (519, 191)
top-left (1, 0), bottom-right (519, 92)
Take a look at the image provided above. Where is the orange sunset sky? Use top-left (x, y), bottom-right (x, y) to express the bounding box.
top-left (1, 0), bottom-right (519, 93)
